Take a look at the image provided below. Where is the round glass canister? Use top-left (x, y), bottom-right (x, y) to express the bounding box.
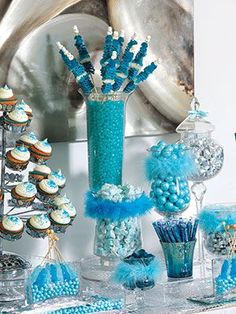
top-left (85, 91), bottom-right (128, 190)
top-left (176, 99), bottom-right (224, 182)
top-left (200, 203), bottom-right (236, 257)
top-left (94, 217), bottom-right (142, 259)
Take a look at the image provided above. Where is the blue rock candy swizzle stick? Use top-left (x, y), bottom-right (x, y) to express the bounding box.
top-left (128, 35), bottom-right (151, 80)
top-left (73, 25), bottom-right (95, 74)
top-left (57, 42), bottom-right (94, 94)
top-left (124, 60), bottom-right (158, 93)
top-left (112, 30), bottom-right (123, 59)
top-left (100, 26), bottom-right (113, 67)
top-left (118, 29), bottom-right (125, 53)
top-left (101, 51), bottom-right (118, 94)
top-left (113, 46), bottom-right (136, 91)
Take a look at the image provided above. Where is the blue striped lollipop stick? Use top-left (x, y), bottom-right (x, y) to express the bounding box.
top-left (73, 25), bottom-right (95, 75)
top-left (100, 26), bottom-right (113, 76)
top-left (113, 46), bottom-right (136, 91)
top-left (123, 60), bottom-right (158, 94)
top-left (101, 51), bottom-right (118, 94)
top-left (57, 42), bottom-right (94, 95)
top-left (128, 35), bottom-right (151, 81)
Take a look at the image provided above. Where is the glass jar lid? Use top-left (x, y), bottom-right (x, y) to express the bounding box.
top-left (176, 97), bottom-right (215, 134)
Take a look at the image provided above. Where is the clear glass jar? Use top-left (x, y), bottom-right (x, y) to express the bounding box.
top-left (176, 100), bottom-right (224, 182)
top-left (85, 91), bottom-right (128, 190)
top-left (94, 217), bottom-right (142, 259)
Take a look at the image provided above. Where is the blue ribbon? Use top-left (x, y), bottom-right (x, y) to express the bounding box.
top-left (188, 109), bottom-right (208, 118)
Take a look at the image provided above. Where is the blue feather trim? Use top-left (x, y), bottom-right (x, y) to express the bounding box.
top-left (199, 205), bottom-right (236, 233)
top-left (145, 150), bottom-right (196, 180)
top-left (113, 259), bottom-right (161, 286)
top-left (85, 191), bottom-right (153, 220)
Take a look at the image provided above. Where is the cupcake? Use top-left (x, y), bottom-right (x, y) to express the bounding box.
top-left (37, 179), bottom-right (59, 203)
top-left (48, 169), bottom-right (66, 189)
top-left (16, 132), bottom-right (38, 148)
top-left (0, 85), bottom-right (17, 111)
top-left (11, 182), bottom-right (37, 206)
top-left (52, 194), bottom-right (70, 207)
top-left (29, 165), bottom-right (51, 184)
top-left (26, 214), bottom-right (51, 238)
top-left (4, 108), bottom-right (29, 133)
top-left (6, 145), bottom-right (30, 171)
top-left (30, 139), bottom-right (52, 164)
top-left (0, 215), bottom-right (24, 241)
top-left (16, 100), bottom-right (33, 125)
top-left (49, 209), bottom-right (71, 233)
top-left (58, 203), bottom-right (76, 219)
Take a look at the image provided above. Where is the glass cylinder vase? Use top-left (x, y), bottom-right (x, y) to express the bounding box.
top-left (85, 91), bottom-right (127, 190)
top-left (94, 217), bottom-right (142, 259)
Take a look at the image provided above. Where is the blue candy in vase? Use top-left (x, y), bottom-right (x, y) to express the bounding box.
top-left (146, 141), bottom-right (196, 216)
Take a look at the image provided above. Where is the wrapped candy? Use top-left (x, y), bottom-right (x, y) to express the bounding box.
top-left (85, 183), bottom-right (152, 258)
top-left (146, 141), bottom-right (196, 216)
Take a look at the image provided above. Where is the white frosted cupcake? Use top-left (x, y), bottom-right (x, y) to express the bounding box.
top-left (11, 182), bottom-right (37, 206)
top-left (29, 164), bottom-right (51, 184)
top-left (50, 209), bottom-right (71, 233)
top-left (16, 132), bottom-right (38, 148)
top-left (0, 215), bottom-right (24, 240)
top-left (37, 179), bottom-right (59, 202)
top-left (30, 139), bottom-right (52, 164)
top-left (27, 214), bottom-right (51, 238)
top-left (16, 99), bottom-right (33, 123)
top-left (4, 108), bottom-right (29, 133)
top-left (48, 169), bottom-right (66, 188)
top-left (53, 194), bottom-right (71, 207)
top-left (0, 85), bottom-right (17, 111)
top-left (58, 203), bottom-right (76, 219)
top-left (6, 145), bottom-right (30, 171)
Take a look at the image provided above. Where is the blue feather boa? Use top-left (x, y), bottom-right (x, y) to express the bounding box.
top-left (145, 146), bottom-right (196, 180)
top-left (199, 204), bottom-right (236, 233)
top-left (85, 191), bottom-right (153, 220)
top-left (113, 259), bottom-right (161, 286)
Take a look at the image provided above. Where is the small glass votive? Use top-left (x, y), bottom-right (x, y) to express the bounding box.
top-left (161, 240), bottom-right (196, 278)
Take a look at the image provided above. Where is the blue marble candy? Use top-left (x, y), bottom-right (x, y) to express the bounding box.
top-left (124, 61), bottom-right (158, 93)
top-left (26, 262), bottom-right (79, 304)
top-left (215, 258), bottom-right (236, 295)
top-left (49, 297), bottom-right (123, 314)
top-left (150, 174), bottom-right (190, 215)
top-left (74, 26), bottom-right (95, 74)
top-left (86, 97), bottom-right (125, 189)
top-left (128, 36), bottom-right (150, 81)
top-left (94, 218), bottom-right (141, 258)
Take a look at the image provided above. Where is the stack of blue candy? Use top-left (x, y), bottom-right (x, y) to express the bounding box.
top-left (146, 141), bottom-right (196, 215)
top-left (215, 258), bottom-right (236, 295)
top-left (153, 217), bottom-right (199, 243)
top-left (26, 262), bottom-right (79, 304)
top-left (48, 296), bottom-right (124, 314)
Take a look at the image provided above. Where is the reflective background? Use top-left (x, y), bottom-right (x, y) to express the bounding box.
top-left (0, 0), bottom-right (193, 142)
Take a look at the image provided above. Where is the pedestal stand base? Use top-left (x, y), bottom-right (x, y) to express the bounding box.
top-left (80, 255), bottom-right (119, 282)
top-left (0, 251), bottom-right (31, 304)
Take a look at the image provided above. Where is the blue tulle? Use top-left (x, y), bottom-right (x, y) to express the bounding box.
top-left (145, 150), bottom-right (196, 179)
top-left (113, 258), bottom-right (161, 286)
top-left (85, 191), bottom-right (153, 220)
top-left (199, 205), bottom-right (236, 233)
